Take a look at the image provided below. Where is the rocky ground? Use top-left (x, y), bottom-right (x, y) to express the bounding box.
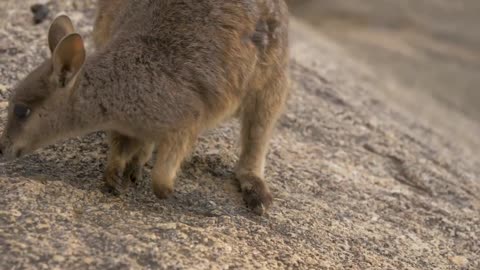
top-left (287, 0), bottom-right (480, 153)
top-left (288, 0), bottom-right (480, 124)
top-left (1, 1), bottom-right (479, 269)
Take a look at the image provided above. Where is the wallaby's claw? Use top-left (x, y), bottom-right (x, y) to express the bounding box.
top-left (104, 169), bottom-right (129, 195)
top-left (123, 162), bottom-right (143, 184)
top-left (238, 174), bottom-right (273, 215)
top-left (243, 187), bottom-right (273, 215)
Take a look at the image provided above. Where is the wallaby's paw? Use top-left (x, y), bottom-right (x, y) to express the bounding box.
top-left (238, 174), bottom-right (273, 215)
top-left (123, 162), bottom-right (143, 184)
top-left (243, 185), bottom-right (273, 215)
top-left (152, 182), bottom-right (174, 200)
top-left (104, 169), bottom-right (129, 195)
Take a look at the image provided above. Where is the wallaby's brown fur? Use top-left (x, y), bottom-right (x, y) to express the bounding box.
top-left (0, 0), bottom-right (289, 215)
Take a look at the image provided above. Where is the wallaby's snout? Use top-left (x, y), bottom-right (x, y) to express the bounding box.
top-left (0, 130), bottom-right (23, 160)
top-left (0, 112), bottom-right (30, 160)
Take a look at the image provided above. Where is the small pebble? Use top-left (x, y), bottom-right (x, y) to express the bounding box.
top-left (450, 256), bottom-right (468, 267)
top-left (30, 3), bottom-right (49, 25)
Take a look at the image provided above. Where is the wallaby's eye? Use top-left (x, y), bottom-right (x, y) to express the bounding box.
top-left (13, 104), bottom-right (31, 119)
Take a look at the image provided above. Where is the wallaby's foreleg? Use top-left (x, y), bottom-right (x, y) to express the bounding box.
top-left (236, 79), bottom-right (288, 215)
top-left (151, 130), bottom-right (197, 199)
top-left (104, 132), bottom-right (148, 192)
top-left (123, 142), bottom-right (155, 183)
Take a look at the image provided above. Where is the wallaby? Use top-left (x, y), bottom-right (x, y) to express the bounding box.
top-left (0, 0), bottom-right (289, 215)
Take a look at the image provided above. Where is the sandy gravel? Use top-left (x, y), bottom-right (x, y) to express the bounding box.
top-left (0, 1), bottom-right (479, 269)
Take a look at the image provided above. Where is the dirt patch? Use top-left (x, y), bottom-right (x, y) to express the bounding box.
top-left (1, 1), bottom-right (479, 269)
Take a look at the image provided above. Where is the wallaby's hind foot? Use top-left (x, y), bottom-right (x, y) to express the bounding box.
top-left (237, 172), bottom-right (273, 215)
top-left (152, 180), bottom-right (174, 200)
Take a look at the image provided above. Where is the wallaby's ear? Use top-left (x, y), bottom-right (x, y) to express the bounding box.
top-left (48, 15), bottom-right (75, 53)
top-left (52, 33), bottom-right (85, 87)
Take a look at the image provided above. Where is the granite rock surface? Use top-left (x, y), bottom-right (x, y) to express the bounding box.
top-left (0, 1), bottom-right (479, 269)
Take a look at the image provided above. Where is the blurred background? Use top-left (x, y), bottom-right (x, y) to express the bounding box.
top-left (287, 0), bottom-right (480, 124)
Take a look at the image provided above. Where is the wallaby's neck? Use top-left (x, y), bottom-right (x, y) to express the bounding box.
top-left (65, 57), bottom-right (116, 135)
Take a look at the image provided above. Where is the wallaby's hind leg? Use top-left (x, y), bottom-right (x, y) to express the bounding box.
top-left (151, 130), bottom-right (197, 199)
top-left (104, 132), bottom-right (148, 193)
top-left (123, 142), bottom-right (155, 183)
top-left (236, 77), bottom-right (288, 215)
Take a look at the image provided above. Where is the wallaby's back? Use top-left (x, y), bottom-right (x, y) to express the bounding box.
top-left (90, 0), bottom-right (289, 132)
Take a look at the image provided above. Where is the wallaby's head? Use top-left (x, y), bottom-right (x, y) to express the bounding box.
top-left (0, 15), bottom-right (86, 159)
